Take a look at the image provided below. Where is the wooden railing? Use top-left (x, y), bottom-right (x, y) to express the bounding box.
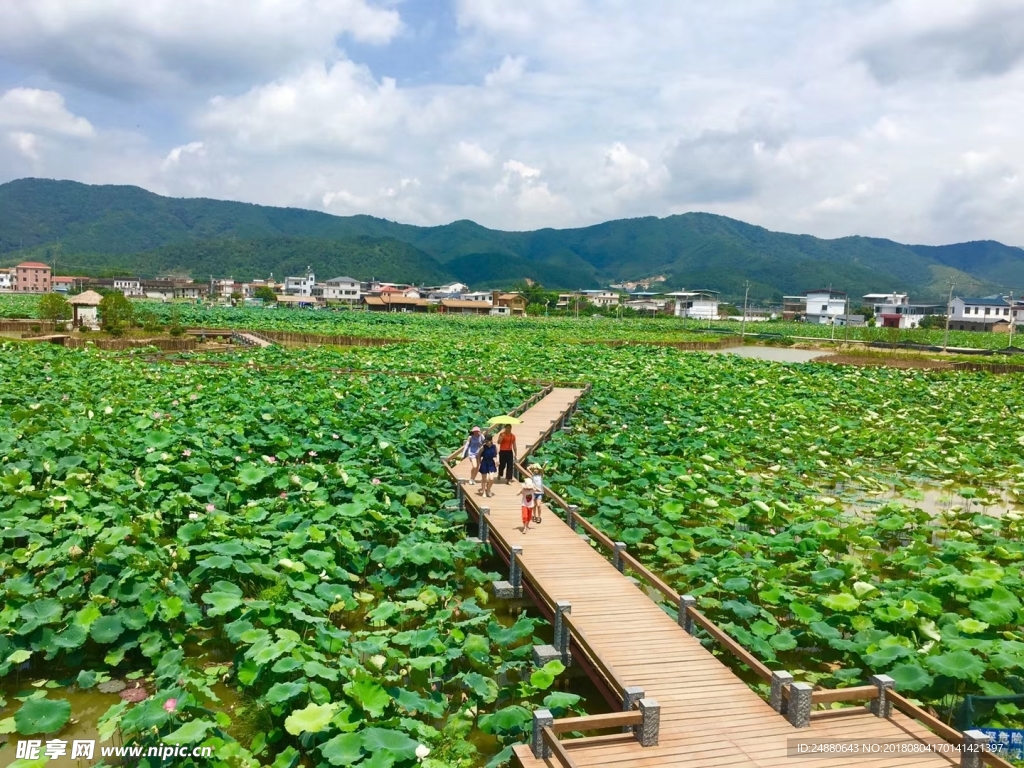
top-left (447, 385), bottom-right (1021, 765)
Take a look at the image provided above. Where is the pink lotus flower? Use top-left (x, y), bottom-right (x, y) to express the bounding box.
top-left (264, 455), bottom-right (277, 464)
top-left (182, 449), bottom-right (192, 457)
top-left (206, 504), bottom-right (215, 512)
top-left (308, 451), bottom-right (317, 457)
top-left (153, 412), bottom-right (162, 419)
top-left (280, 492), bottom-right (288, 499)
top-left (372, 478), bottom-right (381, 485)
top-left (163, 698), bottom-right (178, 713)
top-left (172, 400), bottom-right (179, 406)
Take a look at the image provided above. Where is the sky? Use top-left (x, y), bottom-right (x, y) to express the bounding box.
top-left (1, 0), bottom-right (1023, 245)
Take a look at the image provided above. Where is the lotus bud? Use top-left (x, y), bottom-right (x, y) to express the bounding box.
top-left (415, 744), bottom-right (430, 760)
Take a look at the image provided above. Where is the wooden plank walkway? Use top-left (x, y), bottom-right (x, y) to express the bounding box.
top-left (448, 389), bottom-right (969, 768)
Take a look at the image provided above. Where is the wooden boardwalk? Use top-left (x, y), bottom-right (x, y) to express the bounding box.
top-left (446, 388), bottom-right (1000, 768)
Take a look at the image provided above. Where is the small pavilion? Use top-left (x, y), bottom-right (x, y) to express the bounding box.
top-left (68, 290), bottom-right (103, 328)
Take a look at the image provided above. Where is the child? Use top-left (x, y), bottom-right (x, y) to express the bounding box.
top-left (460, 426), bottom-right (484, 485)
top-left (519, 481), bottom-right (536, 533)
top-left (528, 464), bottom-right (544, 523)
top-left (478, 435), bottom-right (498, 497)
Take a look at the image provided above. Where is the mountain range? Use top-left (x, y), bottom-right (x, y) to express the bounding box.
top-left (2, 177), bottom-right (1023, 301)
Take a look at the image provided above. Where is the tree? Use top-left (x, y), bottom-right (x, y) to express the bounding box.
top-left (254, 286), bottom-right (277, 303)
top-left (919, 314), bottom-right (946, 330)
top-left (38, 293), bottom-right (71, 322)
top-left (99, 292), bottom-right (135, 336)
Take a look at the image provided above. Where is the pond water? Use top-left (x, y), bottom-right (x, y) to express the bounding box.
top-left (834, 478), bottom-right (1023, 520)
top-left (0, 681), bottom-right (123, 767)
top-left (709, 346), bottom-right (827, 363)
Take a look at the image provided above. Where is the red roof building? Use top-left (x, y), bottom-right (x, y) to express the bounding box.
top-left (14, 262), bottom-right (52, 293)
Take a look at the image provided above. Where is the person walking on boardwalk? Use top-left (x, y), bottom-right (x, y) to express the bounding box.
top-left (477, 435), bottom-right (498, 497)
top-left (528, 464), bottom-right (544, 523)
top-left (460, 426), bottom-right (484, 485)
top-left (519, 480), bottom-right (536, 533)
top-left (496, 424), bottom-right (517, 483)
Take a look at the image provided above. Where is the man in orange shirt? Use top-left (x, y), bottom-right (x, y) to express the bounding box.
top-left (496, 424), bottom-right (517, 483)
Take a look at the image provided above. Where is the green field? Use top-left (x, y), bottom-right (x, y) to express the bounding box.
top-left (2, 300), bottom-right (1024, 767)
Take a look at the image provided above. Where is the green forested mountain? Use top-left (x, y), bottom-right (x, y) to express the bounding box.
top-left (1, 177), bottom-right (1021, 299)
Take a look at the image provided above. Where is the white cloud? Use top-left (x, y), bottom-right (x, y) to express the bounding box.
top-left (447, 141), bottom-right (495, 174)
top-left (0, 88), bottom-right (94, 137)
top-left (484, 56), bottom-right (526, 87)
top-left (161, 141), bottom-right (205, 171)
top-left (0, 0), bottom-right (402, 94)
top-left (8, 131), bottom-right (39, 160)
top-left (200, 60), bottom-right (405, 155)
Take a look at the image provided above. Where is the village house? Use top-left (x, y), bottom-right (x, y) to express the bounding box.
top-left (461, 290), bottom-right (492, 304)
top-left (140, 278), bottom-right (207, 301)
top-left (284, 267), bottom-right (316, 297)
top-left (803, 289), bottom-right (847, 324)
top-left (51, 276), bottom-right (76, 293)
top-left (0, 268), bottom-right (11, 292)
top-left (950, 295), bottom-right (1013, 332)
top-left (665, 290), bottom-right (720, 320)
top-left (362, 295), bottom-right (431, 312)
top-left (81, 277), bottom-right (144, 297)
top-left (491, 291), bottom-right (527, 316)
top-left (68, 290), bottom-right (103, 328)
top-left (438, 299), bottom-right (492, 315)
top-left (580, 289), bottom-right (622, 308)
top-left (312, 276), bottom-right (361, 303)
top-left (781, 296), bottom-right (804, 320)
top-left (14, 261), bottom-right (52, 293)
top-left (862, 292), bottom-right (941, 329)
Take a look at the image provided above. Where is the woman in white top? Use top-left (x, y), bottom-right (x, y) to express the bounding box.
top-left (528, 464), bottom-right (544, 523)
top-left (460, 426), bottom-right (484, 485)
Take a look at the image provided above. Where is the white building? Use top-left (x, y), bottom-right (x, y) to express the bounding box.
top-left (0, 269), bottom-right (10, 292)
top-left (314, 276), bottom-right (361, 303)
top-left (462, 291), bottom-right (492, 303)
top-left (863, 292), bottom-right (940, 329)
top-left (803, 290), bottom-right (847, 324)
top-left (580, 290), bottom-right (623, 308)
top-left (114, 278), bottom-right (143, 297)
top-left (665, 290), bottom-right (720, 320)
top-left (285, 267), bottom-right (316, 297)
top-left (950, 296), bottom-right (1012, 325)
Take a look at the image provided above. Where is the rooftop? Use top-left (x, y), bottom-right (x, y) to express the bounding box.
top-left (16, 261), bottom-right (51, 269)
top-left (68, 290), bottom-right (103, 305)
top-left (959, 295), bottom-right (1010, 306)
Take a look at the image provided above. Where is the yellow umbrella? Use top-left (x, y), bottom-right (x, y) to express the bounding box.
top-left (487, 415), bottom-right (522, 425)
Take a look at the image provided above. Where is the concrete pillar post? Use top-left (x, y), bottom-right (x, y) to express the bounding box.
top-left (637, 699), bottom-right (660, 747)
top-left (554, 601), bottom-right (572, 666)
top-left (613, 541), bottom-right (627, 572)
top-left (510, 545), bottom-right (523, 598)
top-left (961, 730), bottom-right (992, 768)
top-left (478, 507), bottom-right (489, 543)
top-left (786, 682), bottom-right (813, 728)
top-left (678, 594), bottom-right (696, 634)
top-left (622, 686), bottom-right (644, 734)
top-left (770, 670), bottom-right (793, 715)
top-left (869, 674), bottom-right (895, 718)
top-left (531, 708), bottom-right (553, 759)
top-left (567, 504), bottom-right (578, 532)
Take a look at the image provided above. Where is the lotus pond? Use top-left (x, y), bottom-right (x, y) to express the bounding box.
top-left (3, 311), bottom-right (1024, 767)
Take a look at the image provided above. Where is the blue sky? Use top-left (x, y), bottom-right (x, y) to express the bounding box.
top-left (1, 0), bottom-right (1023, 246)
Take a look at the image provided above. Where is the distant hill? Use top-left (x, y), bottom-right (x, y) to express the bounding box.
top-left (1, 177), bottom-right (1021, 300)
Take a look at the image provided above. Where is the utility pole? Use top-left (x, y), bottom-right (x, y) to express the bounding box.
top-left (1010, 291), bottom-right (1016, 349)
top-left (844, 294), bottom-right (850, 344)
top-left (741, 282), bottom-right (750, 339)
top-left (943, 280), bottom-right (955, 352)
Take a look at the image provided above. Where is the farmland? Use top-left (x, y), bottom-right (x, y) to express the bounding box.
top-left (2, 304), bottom-right (1024, 766)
